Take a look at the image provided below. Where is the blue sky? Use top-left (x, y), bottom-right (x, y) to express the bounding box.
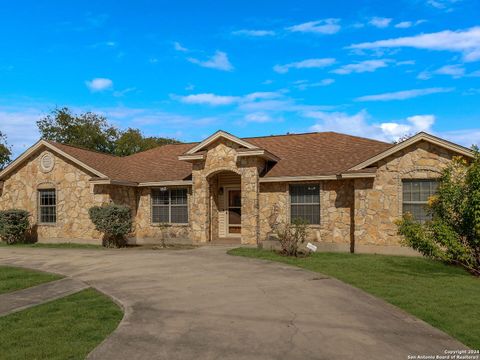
top-left (1, 0), bottom-right (479, 156)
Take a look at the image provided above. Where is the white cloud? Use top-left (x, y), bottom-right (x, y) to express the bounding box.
top-left (85, 78), bottom-right (113, 92)
top-left (273, 58), bottom-right (336, 74)
top-left (306, 110), bottom-right (437, 142)
top-left (244, 113), bottom-right (273, 123)
top-left (394, 20), bottom-right (426, 29)
top-left (113, 87), bottom-right (137, 97)
top-left (435, 64), bottom-right (465, 77)
top-left (178, 93), bottom-right (239, 106)
top-left (369, 17), bottom-right (392, 28)
top-left (295, 78), bottom-right (335, 90)
top-left (355, 87), bottom-right (454, 102)
top-left (349, 27), bottom-right (480, 62)
top-left (287, 19), bottom-right (341, 35)
top-left (177, 91), bottom-right (284, 106)
top-left (427, 0), bottom-right (461, 11)
top-left (188, 51), bottom-right (234, 71)
top-left (441, 128), bottom-right (480, 147)
top-left (232, 29), bottom-right (275, 37)
top-left (174, 42), bottom-right (189, 52)
top-left (307, 110), bottom-right (377, 137)
top-left (395, 21), bottom-right (413, 29)
top-left (331, 59), bottom-right (389, 75)
top-left (417, 64), bottom-right (466, 80)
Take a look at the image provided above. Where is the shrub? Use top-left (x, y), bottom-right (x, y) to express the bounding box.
top-left (89, 204), bottom-right (132, 248)
top-left (0, 209), bottom-right (30, 244)
top-left (397, 150), bottom-right (480, 276)
top-left (276, 219), bottom-right (308, 257)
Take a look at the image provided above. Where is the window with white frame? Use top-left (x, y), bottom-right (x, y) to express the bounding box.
top-left (38, 189), bottom-right (56, 224)
top-left (289, 184), bottom-right (320, 225)
top-left (402, 179), bottom-right (438, 222)
top-left (151, 188), bottom-right (188, 224)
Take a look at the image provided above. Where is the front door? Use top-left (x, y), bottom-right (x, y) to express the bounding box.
top-left (227, 189), bottom-right (241, 236)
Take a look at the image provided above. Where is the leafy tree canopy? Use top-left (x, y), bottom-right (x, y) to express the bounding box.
top-left (397, 149), bottom-right (480, 276)
top-left (114, 128), bottom-right (180, 156)
top-left (0, 131), bottom-right (12, 170)
top-left (37, 107), bottom-right (180, 156)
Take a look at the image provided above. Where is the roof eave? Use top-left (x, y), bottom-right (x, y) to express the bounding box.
top-left (349, 132), bottom-right (474, 171)
top-left (0, 140), bottom-right (107, 180)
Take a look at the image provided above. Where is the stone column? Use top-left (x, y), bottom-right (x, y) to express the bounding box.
top-left (190, 169), bottom-right (210, 243)
top-left (240, 166), bottom-right (260, 245)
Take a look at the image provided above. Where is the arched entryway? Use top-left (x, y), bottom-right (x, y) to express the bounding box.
top-left (207, 170), bottom-right (242, 243)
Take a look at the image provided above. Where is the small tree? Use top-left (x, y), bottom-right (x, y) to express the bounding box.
top-left (0, 131), bottom-right (12, 170)
top-left (397, 150), bottom-right (480, 276)
top-left (276, 219), bottom-right (308, 257)
top-left (89, 204), bottom-right (132, 248)
top-left (0, 209), bottom-right (30, 244)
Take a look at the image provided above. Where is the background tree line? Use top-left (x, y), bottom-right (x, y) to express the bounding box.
top-left (0, 107), bottom-right (181, 169)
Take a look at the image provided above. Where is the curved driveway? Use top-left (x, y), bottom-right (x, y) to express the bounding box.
top-left (0, 246), bottom-right (466, 359)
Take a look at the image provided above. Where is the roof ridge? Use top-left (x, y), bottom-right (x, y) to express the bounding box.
top-left (242, 131), bottom-right (391, 145)
top-left (46, 140), bottom-right (120, 158)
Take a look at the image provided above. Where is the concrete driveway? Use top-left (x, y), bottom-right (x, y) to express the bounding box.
top-left (0, 246), bottom-right (466, 360)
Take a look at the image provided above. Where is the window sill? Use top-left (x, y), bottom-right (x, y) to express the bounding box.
top-left (37, 223), bottom-right (57, 227)
top-left (151, 223), bottom-right (189, 227)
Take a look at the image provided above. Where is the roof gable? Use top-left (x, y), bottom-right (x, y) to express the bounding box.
top-left (185, 130), bottom-right (259, 155)
top-left (0, 140), bottom-right (107, 180)
top-left (349, 132), bottom-right (474, 171)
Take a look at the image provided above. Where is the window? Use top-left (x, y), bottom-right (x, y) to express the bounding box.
top-left (290, 184), bottom-right (320, 225)
top-left (38, 189), bottom-right (56, 224)
top-left (151, 188), bottom-right (188, 224)
top-left (402, 180), bottom-right (438, 222)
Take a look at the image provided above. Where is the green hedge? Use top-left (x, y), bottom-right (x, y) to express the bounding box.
top-left (89, 204), bottom-right (132, 248)
top-left (0, 209), bottom-right (30, 244)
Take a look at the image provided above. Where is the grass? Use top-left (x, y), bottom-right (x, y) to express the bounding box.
top-left (0, 242), bottom-right (103, 249)
top-left (228, 247), bottom-right (480, 349)
top-left (0, 266), bottom-right (63, 294)
top-left (0, 288), bottom-right (123, 360)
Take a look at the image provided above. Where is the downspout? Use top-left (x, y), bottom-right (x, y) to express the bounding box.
top-left (350, 180), bottom-right (355, 253)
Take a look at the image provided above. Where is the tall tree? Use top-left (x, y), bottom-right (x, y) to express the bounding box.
top-left (37, 107), bottom-right (120, 154)
top-left (37, 107), bottom-right (180, 156)
top-left (114, 128), bottom-right (180, 156)
top-left (0, 131), bottom-right (12, 170)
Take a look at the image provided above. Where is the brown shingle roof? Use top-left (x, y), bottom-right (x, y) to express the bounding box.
top-left (48, 132), bottom-right (392, 183)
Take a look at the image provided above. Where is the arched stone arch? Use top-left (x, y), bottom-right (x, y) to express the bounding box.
top-left (205, 167), bottom-right (241, 179)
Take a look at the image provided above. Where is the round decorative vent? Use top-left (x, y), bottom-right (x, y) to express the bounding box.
top-left (40, 152), bottom-right (55, 173)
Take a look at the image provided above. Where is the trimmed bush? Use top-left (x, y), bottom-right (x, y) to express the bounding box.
top-left (276, 219), bottom-right (308, 257)
top-left (0, 209), bottom-right (30, 244)
top-left (89, 204), bottom-right (132, 248)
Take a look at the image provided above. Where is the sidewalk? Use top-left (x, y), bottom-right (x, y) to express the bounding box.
top-left (0, 278), bottom-right (89, 316)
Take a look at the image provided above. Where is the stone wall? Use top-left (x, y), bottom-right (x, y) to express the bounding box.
top-left (189, 139), bottom-right (263, 244)
top-left (131, 187), bottom-right (192, 244)
top-left (0, 148), bottom-right (107, 243)
top-left (354, 140), bottom-right (458, 247)
top-left (258, 180), bottom-right (353, 246)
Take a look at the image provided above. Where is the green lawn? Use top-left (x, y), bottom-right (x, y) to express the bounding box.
top-left (228, 248), bottom-right (480, 349)
top-left (0, 288), bottom-right (123, 360)
top-left (0, 242), bottom-right (103, 249)
top-left (0, 266), bottom-right (63, 294)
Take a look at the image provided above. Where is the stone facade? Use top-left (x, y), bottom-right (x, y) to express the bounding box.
top-left (189, 139), bottom-right (263, 244)
top-left (353, 140), bottom-right (457, 248)
top-left (0, 148), bottom-right (191, 244)
top-left (0, 138), bottom-right (467, 252)
top-left (0, 149), bottom-right (107, 243)
top-left (259, 180), bottom-right (353, 246)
